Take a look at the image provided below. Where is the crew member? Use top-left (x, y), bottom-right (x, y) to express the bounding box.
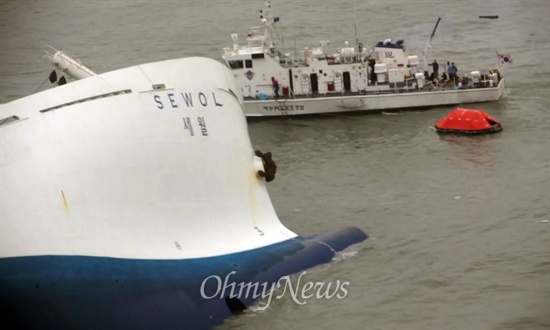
top-left (428, 59), bottom-right (439, 81)
top-left (271, 77), bottom-right (279, 98)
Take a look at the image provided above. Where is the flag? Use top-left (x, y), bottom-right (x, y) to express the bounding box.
top-left (498, 53), bottom-right (512, 65)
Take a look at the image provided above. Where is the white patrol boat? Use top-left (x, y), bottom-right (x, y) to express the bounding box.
top-left (221, 1), bottom-right (507, 117)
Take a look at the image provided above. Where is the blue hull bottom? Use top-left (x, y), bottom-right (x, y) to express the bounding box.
top-left (1, 226), bottom-right (366, 329)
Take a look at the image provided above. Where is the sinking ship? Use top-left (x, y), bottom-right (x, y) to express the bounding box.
top-left (0, 57), bottom-right (367, 329)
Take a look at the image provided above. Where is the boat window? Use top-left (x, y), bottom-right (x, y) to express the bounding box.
top-left (245, 60), bottom-right (253, 68)
top-left (0, 115), bottom-right (20, 127)
top-left (228, 60), bottom-right (244, 69)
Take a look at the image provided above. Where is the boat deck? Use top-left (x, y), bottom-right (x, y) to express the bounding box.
top-left (245, 80), bottom-right (501, 101)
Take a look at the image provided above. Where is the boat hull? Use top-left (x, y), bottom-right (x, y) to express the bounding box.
top-left (0, 57), bottom-right (367, 328)
top-left (243, 79), bottom-right (506, 117)
top-left (1, 227), bottom-right (366, 330)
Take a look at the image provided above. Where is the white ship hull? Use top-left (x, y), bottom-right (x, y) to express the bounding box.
top-left (1, 57), bottom-right (290, 260)
top-left (243, 79), bottom-right (506, 117)
top-left (0, 57), bottom-right (366, 329)
top-left (221, 1), bottom-right (507, 118)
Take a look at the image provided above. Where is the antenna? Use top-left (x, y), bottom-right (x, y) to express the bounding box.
top-left (354, 23), bottom-right (358, 49)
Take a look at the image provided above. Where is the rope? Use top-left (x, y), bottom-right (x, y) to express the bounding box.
top-left (31, 76), bottom-right (51, 94)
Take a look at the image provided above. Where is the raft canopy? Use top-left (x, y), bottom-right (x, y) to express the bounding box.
top-left (435, 108), bottom-right (502, 134)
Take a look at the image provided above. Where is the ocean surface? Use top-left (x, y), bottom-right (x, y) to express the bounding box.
top-left (1, 0), bottom-right (549, 329)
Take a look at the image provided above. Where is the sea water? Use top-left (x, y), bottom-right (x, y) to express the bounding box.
top-left (1, 1), bottom-right (548, 329)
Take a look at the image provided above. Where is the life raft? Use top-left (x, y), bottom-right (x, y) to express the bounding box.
top-left (435, 108), bottom-right (503, 134)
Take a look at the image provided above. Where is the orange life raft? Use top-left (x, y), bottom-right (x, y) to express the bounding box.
top-left (435, 108), bottom-right (503, 134)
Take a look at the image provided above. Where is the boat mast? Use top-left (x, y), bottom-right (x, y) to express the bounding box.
top-left (262, 1), bottom-right (279, 54)
top-left (354, 23), bottom-right (358, 49)
top-left (422, 17), bottom-right (441, 72)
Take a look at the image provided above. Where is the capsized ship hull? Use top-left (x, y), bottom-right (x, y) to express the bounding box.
top-left (2, 228), bottom-right (365, 329)
top-left (0, 57), bottom-right (367, 329)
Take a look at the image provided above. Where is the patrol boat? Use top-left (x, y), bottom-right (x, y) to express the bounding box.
top-left (221, 1), bottom-right (507, 117)
top-left (0, 56), bottom-right (367, 329)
